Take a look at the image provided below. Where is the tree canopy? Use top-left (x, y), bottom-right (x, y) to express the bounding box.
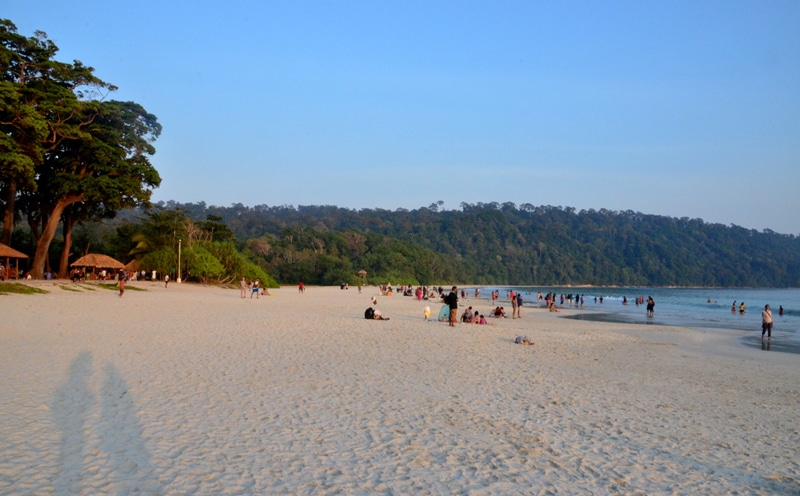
top-left (0, 19), bottom-right (161, 278)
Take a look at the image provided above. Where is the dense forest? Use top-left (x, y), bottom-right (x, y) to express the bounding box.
top-left (15, 201), bottom-right (795, 288)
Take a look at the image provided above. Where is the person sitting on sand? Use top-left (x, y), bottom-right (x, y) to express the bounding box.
top-left (364, 307), bottom-right (389, 320)
top-left (478, 315), bottom-right (495, 326)
top-left (514, 335), bottom-right (535, 345)
top-left (461, 307), bottom-right (474, 323)
top-left (492, 306), bottom-right (506, 318)
top-left (549, 302), bottom-right (560, 312)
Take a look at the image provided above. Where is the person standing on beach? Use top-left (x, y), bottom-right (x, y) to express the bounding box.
top-left (761, 304), bottom-right (774, 341)
top-left (240, 277), bottom-right (247, 298)
top-left (514, 292), bottom-right (523, 319)
top-left (164, 274), bottom-right (169, 288)
top-left (445, 286), bottom-right (458, 327)
top-left (511, 291), bottom-right (518, 318)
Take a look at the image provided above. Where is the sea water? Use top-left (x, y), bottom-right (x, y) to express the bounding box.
top-left (463, 286), bottom-right (800, 353)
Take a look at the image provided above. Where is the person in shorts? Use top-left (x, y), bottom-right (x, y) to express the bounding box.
top-left (761, 304), bottom-right (774, 341)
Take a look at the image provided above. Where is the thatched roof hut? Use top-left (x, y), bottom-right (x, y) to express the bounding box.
top-left (0, 243), bottom-right (28, 259)
top-left (71, 253), bottom-right (124, 279)
top-left (71, 253), bottom-right (124, 269)
top-left (0, 243), bottom-right (28, 280)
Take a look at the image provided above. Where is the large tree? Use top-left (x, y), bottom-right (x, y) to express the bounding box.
top-left (28, 100), bottom-right (161, 278)
top-left (0, 19), bottom-right (115, 246)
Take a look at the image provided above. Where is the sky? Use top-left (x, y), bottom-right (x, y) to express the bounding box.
top-left (6, 1), bottom-right (800, 234)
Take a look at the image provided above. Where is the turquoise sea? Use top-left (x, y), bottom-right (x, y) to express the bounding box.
top-left (464, 286), bottom-right (800, 354)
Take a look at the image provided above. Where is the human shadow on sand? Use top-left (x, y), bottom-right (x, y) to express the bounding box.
top-left (99, 362), bottom-right (163, 494)
top-left (52, 350), bottom-right (95, 496)
top-left (52, 352), bottom-right (162, 494)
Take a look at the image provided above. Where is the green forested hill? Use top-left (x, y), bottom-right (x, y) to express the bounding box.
top-left (153, 201), bottom-right (799, 287)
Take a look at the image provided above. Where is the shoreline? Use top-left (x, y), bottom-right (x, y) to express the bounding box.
top-left (1, 283), bottom-right (798, 493)
top-left (562, 311), bottom-right (800, 355)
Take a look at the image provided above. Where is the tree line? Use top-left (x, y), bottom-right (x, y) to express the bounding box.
top-left (44, 200), bottom-right (796, 288)
top-left (194, 201), bottom-right (800, 287)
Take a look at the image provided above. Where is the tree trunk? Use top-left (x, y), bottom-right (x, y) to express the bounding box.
top-left (58, 211), bottom-right (77, 278)
top-left (30, 196), bottom-right (82, 279)
top-left (1, 180), bottom-right (17, 246)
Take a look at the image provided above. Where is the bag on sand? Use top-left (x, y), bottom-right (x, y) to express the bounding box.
top-left (364, 307), bottom-right (375, 320)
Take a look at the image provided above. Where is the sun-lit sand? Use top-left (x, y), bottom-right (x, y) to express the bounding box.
top-left (1, 281), bottom-right (798, 494)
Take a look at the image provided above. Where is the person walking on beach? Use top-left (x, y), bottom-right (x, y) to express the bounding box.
top-left (164, 274), bottom-right (170, 288)
top-left (118, 269), bottom-right (126, 297)
top-left (761, 304), bottom-right (774, 341)
top-left (445, 286), bottom-right (459, 327)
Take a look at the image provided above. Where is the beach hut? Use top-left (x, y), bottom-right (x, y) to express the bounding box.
top-left (71, 253), bottom-right (124, 280)
top-left (0, 243), bottom-right (29, 280)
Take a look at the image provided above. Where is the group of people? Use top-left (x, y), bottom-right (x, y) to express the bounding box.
top-left (459, 306), bottom-right (491, 325)
top-left (239, 278), bottom-right (269, 298)
top-left (442, 286), bottom-right (521, 326)
top-left (365, 285), bottom-right (787, 348)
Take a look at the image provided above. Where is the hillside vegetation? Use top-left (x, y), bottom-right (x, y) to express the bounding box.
top-left (126, 201), bottom-right (799, 288)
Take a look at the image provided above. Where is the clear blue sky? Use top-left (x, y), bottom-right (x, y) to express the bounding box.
top-left (6, 1), bottom-right (800, 234)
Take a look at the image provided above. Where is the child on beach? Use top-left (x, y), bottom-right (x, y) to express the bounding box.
top-left (478, 315), bottom-right (495, 326)
top-left (423, 306), bottom-right (431, 320)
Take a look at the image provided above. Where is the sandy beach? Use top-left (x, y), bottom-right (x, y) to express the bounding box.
top-left (1, 282), bottom-right (798, 495)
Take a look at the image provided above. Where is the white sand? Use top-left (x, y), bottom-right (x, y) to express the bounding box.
top-left (0, 282), bottom-right (798, 495)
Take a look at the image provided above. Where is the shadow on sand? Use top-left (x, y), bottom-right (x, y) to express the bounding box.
top-left (52, 351), bottom-right (162, 494)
